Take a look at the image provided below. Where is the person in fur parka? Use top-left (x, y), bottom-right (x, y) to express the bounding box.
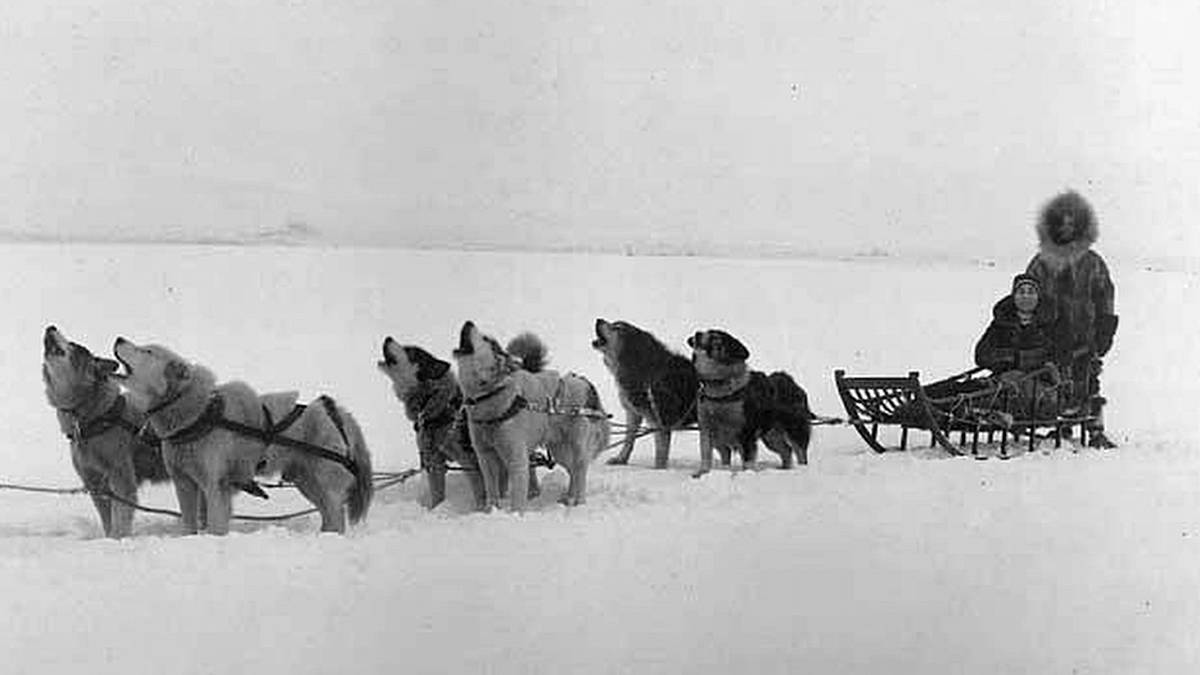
top-left (1024, 190), bottom-right (1118, 447)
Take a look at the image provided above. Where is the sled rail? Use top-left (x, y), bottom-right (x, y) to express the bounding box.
top-left (834, 369), bottom-right (950, 454)
top-left (835, 367), bottom-right (1098, 458)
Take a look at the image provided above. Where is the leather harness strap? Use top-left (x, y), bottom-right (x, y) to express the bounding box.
top-left (160, 394), bottom-right (360, 478)
top-left (468, 395), bottom-right (529, 426)
top-left (698, 383), bottom-right (748, 403)
top-left (64, 396), bottom-right (145, 442)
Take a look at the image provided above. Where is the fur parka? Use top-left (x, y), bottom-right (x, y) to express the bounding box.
top-left (1024, 191), bottom-right (1116, 356)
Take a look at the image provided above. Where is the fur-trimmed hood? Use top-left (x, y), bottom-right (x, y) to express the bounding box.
top-left (1034, 190), bottom-right (1099, 268)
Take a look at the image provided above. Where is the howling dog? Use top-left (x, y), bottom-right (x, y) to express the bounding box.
top-left (688, 329), bottom-right (813, 478)
top-left (591, 319), bottom-right (698, 468)
top-left (453, 321), bottom-right (609, 512)
top-left (114, 338), bottom-right (372, 534)
top-left (42, 326), bottom-right (168, 538)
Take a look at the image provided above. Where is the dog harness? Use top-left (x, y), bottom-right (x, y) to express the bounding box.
top-left (698, 375), bottom-right (750, 403)
top-left (414, 387), bottom-right (463, 434)
top-left (158, 393), bottom-right (361, 478)
top-left (464, 377), bottom-right (610, 426)
top-left (61, 395), bottom-right (150, 443)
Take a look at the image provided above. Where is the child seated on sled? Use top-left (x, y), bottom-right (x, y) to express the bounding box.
top-left (972, 273), bottom-right (1065, 419)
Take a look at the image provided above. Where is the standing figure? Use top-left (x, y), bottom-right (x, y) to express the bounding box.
top-left (1025, 190), bottom-right (1118, 448)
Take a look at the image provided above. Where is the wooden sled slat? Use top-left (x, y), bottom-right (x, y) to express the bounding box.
top-left (834, 367), bottom-right (1097, 458)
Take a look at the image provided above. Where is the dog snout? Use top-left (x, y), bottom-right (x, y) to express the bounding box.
top-left (113, 337), bottom-right (133, 363)
top-left (454, 321), bottom-right (476, 356)
top-left (43, 326), bottom-right (65, 356)
top-left (381, 337), bottom-right (398, 364)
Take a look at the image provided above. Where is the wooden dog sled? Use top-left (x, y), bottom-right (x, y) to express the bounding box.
top-left (834, 363), bottom-right (1098, 459)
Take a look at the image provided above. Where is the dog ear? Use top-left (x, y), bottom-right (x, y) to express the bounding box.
top-left (94, 358), bottom-right (120, 377)
top-left (164, 359), bottom-right (190, 385)
top-left (724, 335), bottom-right (750, 361)
top-left (409, 347), bottom-right (450, 381)
top-left (687, 332), bottom-right (701, 349)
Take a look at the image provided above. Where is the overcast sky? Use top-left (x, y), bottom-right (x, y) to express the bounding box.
top-left (2, 0), bottom-right (1197, 261)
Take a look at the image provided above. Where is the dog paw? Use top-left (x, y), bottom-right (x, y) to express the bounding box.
top-left (691, 469), bottom-right (709, 479)
top-left (606, 457), bottom-right (629, 466)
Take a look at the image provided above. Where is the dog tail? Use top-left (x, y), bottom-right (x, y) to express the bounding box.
top-left (583, 377), bottom-right (611, 460)
top-left (506, 332), bottom-right (548, 372)
top-left (339, 408), bottom-right (374, 525)
top-left (768, 371), bottom-right (813, 458)
top-left (768, 371), bottom-right (813, 418)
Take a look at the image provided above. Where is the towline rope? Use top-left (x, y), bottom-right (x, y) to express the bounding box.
top-left (0, 468), bottom-right (422, 522)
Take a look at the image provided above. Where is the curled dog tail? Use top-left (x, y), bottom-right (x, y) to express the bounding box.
top-left (767, 371), bottom-right (813, 457)
top-left (583, 377), bottom-right (611, 460)
top-left (340, 408), bottom-right (374, 525)
top-left (506, 332), bottom-right (548, 372)
top-left (767, 371), bottom-right (814, 420)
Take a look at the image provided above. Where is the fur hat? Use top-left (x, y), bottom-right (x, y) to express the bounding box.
top-left (1034, 190), bottom-right (1099, 267)
top-left (1011, 273), bottom-right (1041, 294)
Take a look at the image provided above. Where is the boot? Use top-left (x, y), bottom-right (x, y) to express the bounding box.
top-left (1086, 401), bottom-right (1116, 449)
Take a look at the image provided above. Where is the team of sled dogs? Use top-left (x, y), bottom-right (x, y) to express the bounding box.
top-left (42, 319), bottom-right (813, 537)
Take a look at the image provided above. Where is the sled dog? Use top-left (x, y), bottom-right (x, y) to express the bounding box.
top-left (42, 326), bottom-right (168, 538)
top-left (591, 319), bottom-right (698, 468)
top-left (378, 337), bottom-right (496, 509)
top-left (688, 329), bottom-right (813, 477)
top-left (113, 338), bottom-right (372, 534)
top-left (452, 321), bottom-right (609, 512)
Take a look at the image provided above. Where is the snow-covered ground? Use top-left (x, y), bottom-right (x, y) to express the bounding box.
top-left (0, 243), bottom-right (1197, 674)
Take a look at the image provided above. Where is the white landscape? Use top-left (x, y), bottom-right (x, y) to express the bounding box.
top-left (3, 0), bottom-right (1198, 669)
top-left (0, 242), bottom-right (1196, 674)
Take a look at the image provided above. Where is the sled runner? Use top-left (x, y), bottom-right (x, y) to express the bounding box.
top-left (834, 364), bottom-right (1097, 459)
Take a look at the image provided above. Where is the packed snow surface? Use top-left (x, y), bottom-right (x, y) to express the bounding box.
top-left (1, 244), bottom-right (1197, 674)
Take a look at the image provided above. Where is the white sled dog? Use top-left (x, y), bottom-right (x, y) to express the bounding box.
top-left (452, 321), bottom-right (610, 512)
top-left (113, 337), bottom-right (372, 535)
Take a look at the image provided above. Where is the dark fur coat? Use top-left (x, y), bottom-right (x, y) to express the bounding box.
top-left (1024, 191), bottom-right (1116, 356)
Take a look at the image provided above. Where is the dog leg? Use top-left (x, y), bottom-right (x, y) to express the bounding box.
top-left (794, 438), bottom-right (808, 466)
top-left (693, 428), bottom-right (714, 478)
top-left (456, 450), bottom-right (488, 511)
top-left (560, 459), bottom-right (588, 506)
top-left (718, 446), bottom-right (732, 467)
top-left (203, 485), bottom-right (233, 536)
top-left (292, 473), bottom-right (343, 532)
top-left (81, 470), bottom-right (115, 537)
top-left (607, 410), bottom-right (643, 465)
top-left (316, 489), bottom-right (347, 534)
top-left (739, 439), bottom-right (759, 472)
top-left (495, 460), bottom-right (511, 499)
top-left (475, 447), bottom-right (502, 511)
top-left (527, 467), bottom-right (541, 500)
top-left (173, 475), bottom-right (203, 535)
top-left (425, 469), bottom-right (448, 510)
top-left (504, 451), bottom-right (530, 513)
top-left (107, 467), bottom-right (139, 539)
top-left (652, 429), bottom-right (672, 470)
top-left (464, 469), bottom-right (487, 511)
